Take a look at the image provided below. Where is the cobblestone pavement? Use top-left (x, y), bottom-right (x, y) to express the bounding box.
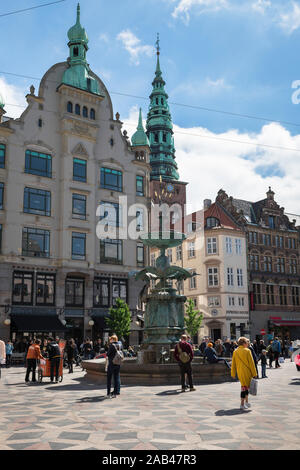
top-left (0, 360), bottom-right (299, 450)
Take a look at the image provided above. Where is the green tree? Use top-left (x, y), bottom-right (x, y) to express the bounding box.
top-left (105, 298), bottom-right (131, 340)
top-left (184, 298), bottom-right (203, 339)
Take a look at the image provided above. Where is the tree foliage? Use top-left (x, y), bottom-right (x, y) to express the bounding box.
top-left (105, 298), bottom-right (131, 340)
top-left (184, 298), bottom-right (203, 337)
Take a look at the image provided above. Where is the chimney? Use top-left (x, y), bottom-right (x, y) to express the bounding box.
top-left (203, 199), bottom-right (212, 210)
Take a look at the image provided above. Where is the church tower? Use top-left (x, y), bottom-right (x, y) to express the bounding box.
top-left (146, 35), bottom-right (187, 219)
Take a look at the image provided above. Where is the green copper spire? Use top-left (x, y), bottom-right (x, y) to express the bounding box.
top-left (146, 35), bottom-right (179, 181)
top-left (131, 108), bottom-right (150, 147)
top-left (62, 3), bottom-right (102, 95)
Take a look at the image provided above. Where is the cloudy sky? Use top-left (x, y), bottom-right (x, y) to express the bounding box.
top-left (1, 0), bottom-right (300, 215)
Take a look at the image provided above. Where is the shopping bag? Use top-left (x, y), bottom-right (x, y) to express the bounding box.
top-left (249, 377), bottom-right (258, 396)
top-left (279, 357), bottom-right (285, 364)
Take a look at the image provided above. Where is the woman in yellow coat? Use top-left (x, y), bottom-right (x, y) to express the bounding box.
top-left (231, 337), bottom-right (258, 411)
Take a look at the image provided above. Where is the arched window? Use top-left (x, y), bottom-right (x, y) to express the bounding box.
top-left (75, 104), bottom-right (80, 115)
top-left (67, 101), bottom-right (73, 113)
top-left (83, 106), bottom-right (88, 118)
top-left (90, 108), bottom-right (95, 120)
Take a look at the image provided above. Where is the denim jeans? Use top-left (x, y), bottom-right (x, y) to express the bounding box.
top-left (50, 357), bottom-right (61, 382)
top-left (261, 364), bottom-right (267, 377)
top-left (107, 363), bottom-right (121, 395)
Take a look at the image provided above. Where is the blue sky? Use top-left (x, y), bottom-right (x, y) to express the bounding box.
top-left (1, 0), bottom-right (300, 213)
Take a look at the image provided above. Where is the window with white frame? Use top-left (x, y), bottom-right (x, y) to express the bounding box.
top-left (150, 253), bottom-right (156, 267)
top-left (227, 267), bottom-right (234, 286)
top-left (208, 296), bottom-right (220, 307)
top-left (238, 297), bottom-right (245, 307)
top-left (207, 237), bottom-right (217, 254)
top-left (208, 267), bottom-right (219, 287)
top-left (188, 241), bottom-right (195, 258)
top-left (237, 268), bottom-right (244, 287)
top-left (228, 296), bottom-right (235, 306)
top-left (167, 248), bottom-right (173, 262)
top-left (176, 245), bottom-right (182, 261)
top-left (226, 237), bottom-right (232, 254)
top-left (235, 238), bottom-right (242, 255)
top-left (189, 271), bottom-right (197, 289)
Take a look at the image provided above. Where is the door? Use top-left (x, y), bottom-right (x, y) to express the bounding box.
top-left (212, 329), bottom-right (222, 342)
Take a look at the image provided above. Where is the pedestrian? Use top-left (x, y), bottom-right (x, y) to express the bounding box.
top-left (82, 338), bottom-right (93, 360)
top-left (0, 338), bottom-right (6, 378)
top-left (204, 343), bottom-right (231, 369)
top-left (93, 338), bottom-right (102, 355)
top-left (5, 340), bottom-right (13, 368)
top-left (272, 337), bottom-right (282, 368)
top-left (247, 339), bottom-right (258, 376)
top-left (252, 340), bottom-right (258, 356)
top-left (231, 336), bottom-right (258, 411)
top-left (106, 335), bottom-right (123, 398)
top-left (46, 337), bottom-right (61, 383)
top-left (25, 339), bottom-right (44, 383)
top-left (199, 339), bottom-right (207, 356)
top-left (66, 338), bottom-right (78, 373)
top-left (259, 350), bottom-right (268, 378)
top-left (215, 339), bottom-right (224, 357)
top-left (258, 339), bottom-right (266, 355)
top-left (266, 342), bottom-right (274, 368)
top-left (223, 339), bottom-right (232, 357)
top-left (174, 334), bottom-right (196, 392)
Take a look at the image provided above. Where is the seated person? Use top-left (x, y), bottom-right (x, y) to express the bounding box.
top-left (204, 343), bottom-right (231, 369)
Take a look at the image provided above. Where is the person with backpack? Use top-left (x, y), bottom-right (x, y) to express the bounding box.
top-left (271, 337), bottom-right (281, 368)
top-left (174, 334), bottom-right (196, 392)
top-left (204, 343), bottom-right (231, 369)
top-left (66, 338), bottom-right (78, 373)
top-left (106, 335), bottom-right (124, 398)
top-left (46, 337), bottom-right (61, 383)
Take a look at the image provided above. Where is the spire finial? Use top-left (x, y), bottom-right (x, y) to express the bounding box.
top-left (76, 3), bottom-right (80, 23)
top-left (156, 33), bottom-right (160, 56)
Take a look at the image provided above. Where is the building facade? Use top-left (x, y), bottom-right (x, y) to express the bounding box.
top-left (216, 188), bottom-right (300, 341)
top-left (0, 5), bottom-right (150, 345)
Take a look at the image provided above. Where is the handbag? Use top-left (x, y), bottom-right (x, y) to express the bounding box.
top-left (112, 344), bottom-right (124, 365)
top-left (279, 356), bottom-right (285, 364)
top-left (177, 343), bottom-right (191, 364)
top-left (249, 377), bottom-right (258, 396)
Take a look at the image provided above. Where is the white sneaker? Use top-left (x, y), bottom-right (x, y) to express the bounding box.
top-left (245, 402), bottom-right (251, 408)
top-left (240, 404), bottom-right (248, 411)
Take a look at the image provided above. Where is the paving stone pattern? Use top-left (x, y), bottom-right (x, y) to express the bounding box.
top-left (0, 361), bottom-right (300, 450)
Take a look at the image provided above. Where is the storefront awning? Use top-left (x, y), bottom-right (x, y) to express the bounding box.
top-left (11, 308), bottom-right (67, 332)
top-left (273, 321), bottom-right (300, 327)
top-left (91, 309), bottom-right (108, 329)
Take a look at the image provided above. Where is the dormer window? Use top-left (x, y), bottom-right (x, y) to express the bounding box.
top-left (206, 217), bottom-right (220, 228)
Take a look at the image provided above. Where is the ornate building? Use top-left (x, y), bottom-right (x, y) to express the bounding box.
top-left (0, 4), bottom-right (150, 344)
top-left (216, 188), bottom-right (300, 340)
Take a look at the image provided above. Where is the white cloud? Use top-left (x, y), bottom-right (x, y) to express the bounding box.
top-left (117, 30), bottom-right (154, 65)
top-left (0, 77), bottom-right (26, 119)
top-left (171, 0), bottom-right (229, 24)
top-left (124, 106), bottom-right (300, 215)
top-left (278, 1), bottom-right (300, 34)
top-left (251, 0), bottom-right (272, 14)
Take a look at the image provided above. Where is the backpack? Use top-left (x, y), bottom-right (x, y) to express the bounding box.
top-left (177, 343), bottom-right (191, 364)
top-left (112, 343), bottom-right (124, 365)
top-left (272, 341), bottom-right (279, 353)
top-left (49, 343), bottom-right (61, 357)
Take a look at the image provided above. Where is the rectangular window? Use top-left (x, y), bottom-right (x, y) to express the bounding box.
top-left (238, 297), bottom-right (245, 307)
top-left (100, 167), bottom-right (122, 192)
top-left (25, 150), bottom-right (52, 178)
top-left (249, 232), bottom-right (257, 244)
top-left (227, 267), bottom-right (234, 286)
top-left (207, 237), bottom-right (217, 254)
top-left (36, 273), bottom-right (55, 305)
top-left (0, 143), bottom-right (5, 168)
top-left (100, 238), bottom-right (123, 264)
top-left (253, 284), bottom-right (261, 305)
top-left (292, 287), bottom-right (300, 306)
top-left (176, 245), bottom-right (182, 261)
top-left (0, 182), bottom-right (3, 210)
top-left (208, 296), bottom-right (220, 307)
top-left (65, 278), bottom-right (84, 306)
top-left (208, 267), bottom-right (219, 287)
top-left (72, 193), bottom-right (86, 219)
top-left (136, 209), bottom-right (144, 231)
top-left (71, 232), bottom-right (86, 260)
top-left (93, 278), bottom-right (109, 307)
top-left (151, 253), bottom-right (156, 267)
top-left (237, 268), bottom-right (243, 287)
top-left (24, 187), bottom-right (51, 216)
top-left (268, 216), bottom-right (275, 228)
top-left (235, 238), bottom-right (242, 255)
top-left (266, 284), bottom-right (275, 305)
top-left (73, 158), bottom-right (87, 182)
top-left (12, 271), bottom-right (34, 305)
top-left (167, 248), bottom-right (173, 262)
top-left (99, 201), bottom-right (122, 227)
top-left (112, 279), bottom-right (127, 305)
top-left (189, 271), bottom-right (197, 289)
top-left (22, 227), bottom-right (50, 258)
top-left (136, 175), bottom-right (144, 196)
top-left (137, 243), bottom-right (144, 266)
top-left (288, 238), bottom-right (296, 249)
top-left (279, 286), bottom-right (287, 306)
top-left (230, 323), bottom-right (236, 339)
top-left (228, 296), bottom-right (235, 306)
top-left (289, 258), bottom-right (297, 274)
top-left (275, 235), bottom-right (283, 248)
top-left (188, 241), bottom-right (195, 258)
top-left (263, 256), bottom-right (272, 272)
top-left (226, 237), bottom-right (232, 254)
top-left (250, 254), bottom-right (259, 271)
top-left (276, 258), bottom-right (285, 273)
top-left (262, 234), bottom-right (271, 246)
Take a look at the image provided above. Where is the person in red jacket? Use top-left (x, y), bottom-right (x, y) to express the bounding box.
top-left (174, 334), bottom-right (196, 392)
top-left (25, 339), bottom-right (44, 383)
